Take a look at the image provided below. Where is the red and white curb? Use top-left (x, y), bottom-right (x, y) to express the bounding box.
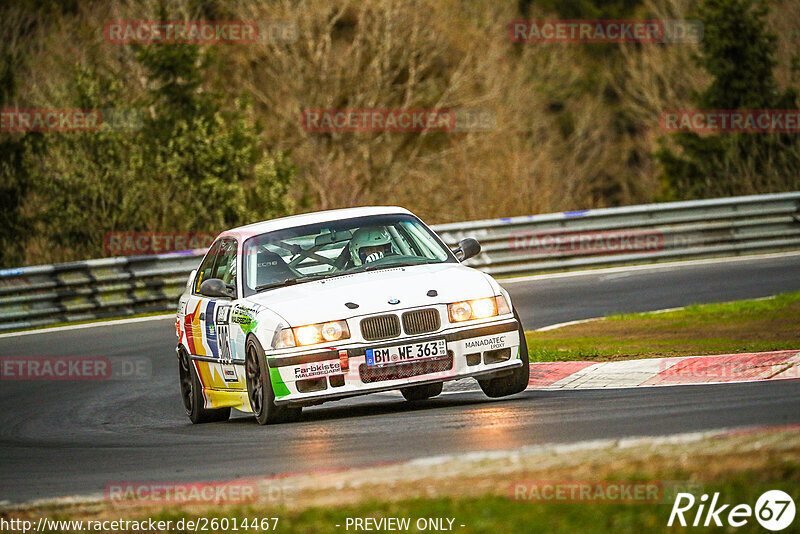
top-left (528, 349), bottom-right (800, 389)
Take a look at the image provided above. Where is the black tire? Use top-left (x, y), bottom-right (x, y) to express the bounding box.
top-left (477, 312), bottom-right (530, 398)
top-left (178, 347), bottom-right (230, 424)
top-left (245, 337), bottom-right (302, 425)
top-left (401, 382), bottom-right (443, 401)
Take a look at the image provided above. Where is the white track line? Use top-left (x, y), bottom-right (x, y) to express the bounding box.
top-left (0, 314), bottom-right (175, 339)
top-left (500, 250), bottom-right (800, 284)
top-left (533, 306), bottom-right (689, 332)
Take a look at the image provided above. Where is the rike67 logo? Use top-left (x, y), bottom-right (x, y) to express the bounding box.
top-left (669, 490), bottom-right (796, 531)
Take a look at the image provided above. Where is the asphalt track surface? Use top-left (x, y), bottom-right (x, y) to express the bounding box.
top-left (1, 253), bottom-right (799, 504)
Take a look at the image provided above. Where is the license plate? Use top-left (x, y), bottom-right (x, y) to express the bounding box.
top-left (366, 339), bottom-right (447, 366)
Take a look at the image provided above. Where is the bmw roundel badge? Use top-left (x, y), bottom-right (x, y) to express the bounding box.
top-left (388, 299), bottom-right (400, 305)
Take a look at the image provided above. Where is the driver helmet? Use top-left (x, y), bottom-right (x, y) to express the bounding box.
top-left (349, 226), bottom-right (393, 266)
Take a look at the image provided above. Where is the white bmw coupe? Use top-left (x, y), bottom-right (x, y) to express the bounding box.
top-left (176, 206), bottom-right (529, 424)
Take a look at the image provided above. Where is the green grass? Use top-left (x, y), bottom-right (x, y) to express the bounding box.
top-left (608, 291), bottom-right (800, 321)
top-left (526, 290), bottom-right (800, 362)
top-left (43, 468), bottom-right (799, 533)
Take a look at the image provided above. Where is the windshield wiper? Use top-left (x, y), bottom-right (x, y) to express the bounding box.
top-left (255, 274), bottom-right (327, 293)
top-left (255, 278), bottom-right (299, 292)
top-left (362, 260), bottom-right (429, 272)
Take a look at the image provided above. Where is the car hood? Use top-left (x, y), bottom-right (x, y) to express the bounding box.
top-left (245, 263), bottom-right (495, 326)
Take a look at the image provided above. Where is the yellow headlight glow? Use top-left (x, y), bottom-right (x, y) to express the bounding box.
top-left (448, 296), bottom-right (510, 323)
top-left (294, 325), bottom-right (322, 346)
top-left (275, 320), bottom-right (351, 349)
top-left (470, 297), bottom-right (497, 319)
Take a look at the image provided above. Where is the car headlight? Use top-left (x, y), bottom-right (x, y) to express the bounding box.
top-left (448, 295), bottom-right (511, 322)
top-left (274, 320), bottom-right (351, 348)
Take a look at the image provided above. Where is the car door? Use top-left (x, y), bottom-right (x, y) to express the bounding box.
top-left (181, 240), bottom-right (221, 358)
top-left (184, 238), bottom-right (245, 392)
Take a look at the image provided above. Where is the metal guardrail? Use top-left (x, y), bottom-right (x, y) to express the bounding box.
top-left (1, 192), bottom-right (798, 331)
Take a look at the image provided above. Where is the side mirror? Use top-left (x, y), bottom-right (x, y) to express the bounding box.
top-left (198, 278), bottom-right (234, 299)
top-left (455, 238), bottom-right (481, 261)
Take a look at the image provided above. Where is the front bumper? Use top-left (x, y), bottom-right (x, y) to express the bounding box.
top-left (267, 317), bottom-right (522, 406)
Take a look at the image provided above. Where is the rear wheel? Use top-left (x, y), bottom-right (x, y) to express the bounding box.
top-left (245, 338), bottom-right (302, 425)
top-left (477, 312), bottom-right (530, 398)
top-left (401, 382), bottom-right (443, 401)
top-left (178, 347), bottom-right (230, 424)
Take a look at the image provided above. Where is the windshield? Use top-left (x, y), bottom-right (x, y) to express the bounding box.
top-left (242, 214), bottom-right (455, 296)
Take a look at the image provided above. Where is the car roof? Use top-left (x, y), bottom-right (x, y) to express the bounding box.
top-left (218, 206), bottom-right (414, 240)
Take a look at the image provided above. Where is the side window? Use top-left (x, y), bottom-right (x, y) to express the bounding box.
top-left (211, 238), bottom-right (238, 293)
top-left (194, 241), bottom-right (222, 293)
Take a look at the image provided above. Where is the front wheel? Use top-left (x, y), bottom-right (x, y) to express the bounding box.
top-left (401, 382), bottom-right (443, 401)
top-left (477, 312), bottom-right (530, 398)
top-left (178, 347), bottom-right (230, 424)
top-left (245, 337), bottom-right (302, 425)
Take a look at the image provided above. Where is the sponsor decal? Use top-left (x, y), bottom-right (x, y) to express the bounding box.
top-left (294, 360), bottom-right (342, 380)
top-left (216, 305), bottom-right (232, 361)
top-left (231, 305), bottom-right (259, 335)
top-left (464, 335), bottom-right (508, 351)
top-left (221, 364), bottom-right (239, 383)
top-left (205, 300), bottom-right (219, 359)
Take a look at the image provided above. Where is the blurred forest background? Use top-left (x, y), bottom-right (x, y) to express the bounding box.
top-left (1, 0), bottom-right (799, 267)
